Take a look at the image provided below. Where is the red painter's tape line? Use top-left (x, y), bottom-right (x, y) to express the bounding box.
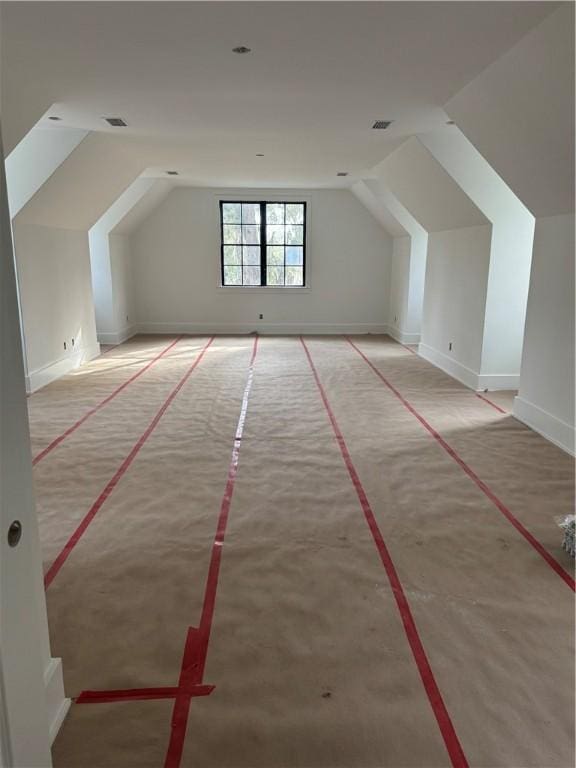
top-left (163, 336), bottom-right (259, 768)
top-left (346, 337), bottom-right (575, 592)
top-left (44, 337), bottom-right (215, 589)
top-left (75, 684), bottom-right (214, 704)
top-left (300, 337), bottom-right (469, 768)
top-left (475, 392), bottom-right (507, 414)
top-left (33, 336), bottom-right (183, 465)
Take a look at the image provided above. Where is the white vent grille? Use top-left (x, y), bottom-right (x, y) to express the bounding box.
top-left (372, 120), bottom-right (392, 130)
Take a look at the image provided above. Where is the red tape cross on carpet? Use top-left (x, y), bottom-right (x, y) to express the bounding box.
top-left (74, 336), bottom-right (260, 768)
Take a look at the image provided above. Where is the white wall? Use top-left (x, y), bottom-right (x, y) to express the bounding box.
top-left (12, 221), bottom-right (100, 391)
top-left (419, 129), bottom-right (535, 381)
top-left (514, 214), bottom-right (575, 453)
top-left (5, 126), bottom-right (88, 219)
top-left (419, 224), bottom-right (493, 389)
top-left (388, 237), bottom-right (411, 338)
top-left (131, 187), bottom-right (393, 334)
top-left (109, 233), bottom-right (135, 338)
top-left (362, 177), bottom-right (428, 345)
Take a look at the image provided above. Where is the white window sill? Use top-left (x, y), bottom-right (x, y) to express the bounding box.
top-left (217, 285), bottom-right (312, 294)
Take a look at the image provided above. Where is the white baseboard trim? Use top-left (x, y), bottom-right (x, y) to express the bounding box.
top-left (385, 325), bottom-right (421, 345)
top-left (418, 343), bottom-right (480, 390)
top-left (476, 373), bottom-right (520, 391)
top-left (26, 343), bottom-right (101, 393)
top-left (136, 322), bottom-right (389, 336)
top-left (513, 395), bottom-right (575, 456)
top-left (97, 325), bottom-right (138, 345)
top-left (44, 657), bottom-right (70, 745)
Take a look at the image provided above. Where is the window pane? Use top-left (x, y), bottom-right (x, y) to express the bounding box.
top-left (285, 246), bottom-right (303, 266)
top-left (266, 203), bottom-right (284, 224)
top-left (286, 267), bottom-right (304, 286)
top-left (267, 225), bottom-right (284, 245)
top-left (223, 245), bottom-right (241, 265)
top-left (242, 203), bottom-right (260, 225)
top-left (267, 246), bottom-right (284, 266)
top-left (242, 225), bottom-right (260, 245)
top-left (222, 203), bottom-right (241, 224)
top-left (285, 224), bottom-right (303, 245)
top-left (285, 203), bottom-right (304, 224)
top-left (267, 266), bottom-right (284, 285)
top-left (223, 265), bottom-right (242, 285)
top-left (243, 266), bottom-right (261, 285)
top-left (223, 225), bottom-right (241, 244)
top-left (243, 246), bottom-right (260, 266)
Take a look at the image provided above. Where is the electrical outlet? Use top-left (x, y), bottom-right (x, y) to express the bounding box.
top-left (449, 342), bottom-right (453, 351)
top-left (259, 313), bottom-right (263, 320)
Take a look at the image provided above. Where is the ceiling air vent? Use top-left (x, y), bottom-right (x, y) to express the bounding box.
top-left (336, 172), bottom-right (349, 177)
top-left (372, 120), bottom-right (393, 130)
top-left (105, 117), bottom-right (127, 127)
top-left (166, 171), bottom-right (179, 176)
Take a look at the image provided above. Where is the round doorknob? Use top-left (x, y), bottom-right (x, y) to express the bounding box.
top-left (7, 520), bottom-right (22, 547)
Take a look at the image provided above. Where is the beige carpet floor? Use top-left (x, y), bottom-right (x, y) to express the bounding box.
top-left (27, 335), bottom-right (574, 768)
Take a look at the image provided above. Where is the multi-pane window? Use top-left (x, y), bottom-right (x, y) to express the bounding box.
top-left (220, 201), bottom-right (306, 286)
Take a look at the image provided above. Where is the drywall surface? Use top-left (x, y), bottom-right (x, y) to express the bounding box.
top-left (419, 129), bottom-right (535, 379)
top-left (446, 4), bottom-right (574, 218)
top-left (514, 213), bottom-right (575, 454)
top-left (388, 237), bottom-right (411, 338)
top-left (363, 178), bottom-right (428, 343)
top-left (419, 224), bottom-right (492, 388)
top-left (89, 178), bottom-right (159, 342)
top-left (12, 221), bottom-right (99, 390)
top-left (5, 126), bottom-right (88, 219)
top-left (109, 234), bottom-right (135, 339)
top-left (351, 181), bottom-right (407, 238)
top-left (131, 187), bottom-right (392, 333)
top-left (376, 138), bottom-right (488, 232)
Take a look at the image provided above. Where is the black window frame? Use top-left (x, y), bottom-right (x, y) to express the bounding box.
top-left (220, 200), bottom-right (307, 287)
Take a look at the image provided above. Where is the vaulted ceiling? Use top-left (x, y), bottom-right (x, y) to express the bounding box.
top-left (1, 1), bottom-right (556, 188)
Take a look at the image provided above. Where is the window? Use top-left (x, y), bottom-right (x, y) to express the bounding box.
top-left (220, 201), bottom-right (306, 286)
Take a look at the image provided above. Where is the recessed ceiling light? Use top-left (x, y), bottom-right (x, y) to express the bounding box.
top-left (166, 171), bottom-right (179, 175)
top-left (446, 120), bottom-right (455, 125)
top-left (104, 117), bottom-right (127, 127)
top-left (48, 116), bottom-right (62, 121)
top-left (372, 120), bottom-right (393, 130)
top-left (337, 172), bottom-right (349, 177)
top-left (232, 46), bottom-right (251, 54)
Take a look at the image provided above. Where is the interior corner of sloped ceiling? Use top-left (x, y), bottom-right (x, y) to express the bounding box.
top-left (376, 136), bottom-right (488, 233)
top-left (111, 180), bottom-right (174, 236)
top-left (15, 133), bottom-right (143, 231)
top-left (351, 180), bottom-right (408, 239)
top-left (444, 3), bottom-right (575, 218)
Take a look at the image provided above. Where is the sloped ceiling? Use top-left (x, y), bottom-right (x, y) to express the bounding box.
top-left (1, 1), bottom-right (556, 184)
top-left (351, 181), bottom-right (408, 238)
top-left (112, 181), bottom-right (174, 236)
top-left (15, 133), bottom-right (142, 230)
top-left (446, 3), bottom-right (574, 217)
top-left (374, 138), bottom-right (488, 232)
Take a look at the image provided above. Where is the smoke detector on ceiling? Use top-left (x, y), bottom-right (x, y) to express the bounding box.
top-left (104, 117), bottom-right (128, 127)
top-left (372, 120), bottom-right (393, 130)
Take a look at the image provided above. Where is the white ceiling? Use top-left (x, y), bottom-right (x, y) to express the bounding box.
top-left (1, 1), bottom-right (557, 188)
